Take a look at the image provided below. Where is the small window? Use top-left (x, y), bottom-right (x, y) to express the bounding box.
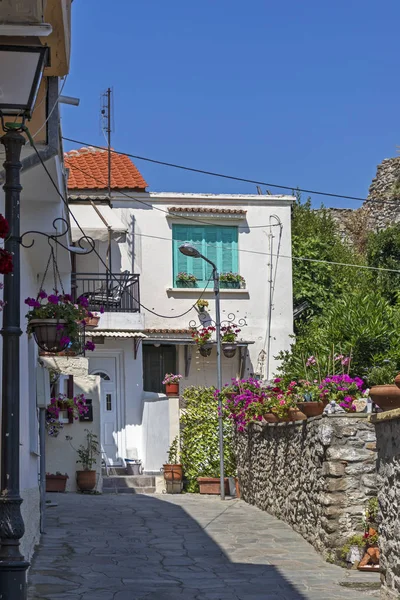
top-left (106, 393), bottom-right (112, 411)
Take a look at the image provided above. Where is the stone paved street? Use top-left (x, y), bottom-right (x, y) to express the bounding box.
top-left (28, 494), bottom-right (380, 600)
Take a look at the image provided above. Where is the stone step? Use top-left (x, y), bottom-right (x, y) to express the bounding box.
top-left (102, 466), bottom-right (127, 476)
top-left (102, 475), bottom-right (156, 494)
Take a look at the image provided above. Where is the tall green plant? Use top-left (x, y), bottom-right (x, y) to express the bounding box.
top-left (180, 386), bottom-right (236, 492)
top-left (367, 225), bottom-right (400, 305)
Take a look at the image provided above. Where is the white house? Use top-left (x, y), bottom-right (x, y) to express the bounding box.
top-left (65, 146), bottom-right (294, 475)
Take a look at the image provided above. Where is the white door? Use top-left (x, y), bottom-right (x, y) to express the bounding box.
top-left (89, 358), bottom-right (120, 465)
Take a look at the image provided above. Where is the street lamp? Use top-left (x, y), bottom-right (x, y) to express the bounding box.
top-left (0, 43), bottom-right (48, 600)
top-left (179, 243), bottom-right (225, 500)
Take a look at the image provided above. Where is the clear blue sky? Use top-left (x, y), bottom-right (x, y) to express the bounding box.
top-left (62, 0), bottom-right (400, 207)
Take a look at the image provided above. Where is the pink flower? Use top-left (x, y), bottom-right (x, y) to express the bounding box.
top-left (279, 399), bottom-right (286, 406)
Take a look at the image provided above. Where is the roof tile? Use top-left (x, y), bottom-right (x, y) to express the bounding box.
top-left (64, 146), bottom-right (148, 191)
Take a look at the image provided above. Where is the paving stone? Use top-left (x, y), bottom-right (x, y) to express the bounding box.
top-left (28, 494), bottom-right (379, 600)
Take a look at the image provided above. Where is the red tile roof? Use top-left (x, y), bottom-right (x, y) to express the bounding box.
top-left (64, 147), bottom-right (148, 191)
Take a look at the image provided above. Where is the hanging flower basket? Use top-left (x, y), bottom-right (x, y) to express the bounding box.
top-left (222, 343), bottom-right (237, 358)
top-left (199, 343), bottom-right (213, 357)
top-left (29, 319), bottom-right (70, 353)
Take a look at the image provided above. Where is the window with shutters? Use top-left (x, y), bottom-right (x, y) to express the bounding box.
top-left (172, 224), bottom-right (239, 287)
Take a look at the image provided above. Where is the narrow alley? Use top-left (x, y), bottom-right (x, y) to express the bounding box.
top-left (28, 494), bottom-right (380, 600)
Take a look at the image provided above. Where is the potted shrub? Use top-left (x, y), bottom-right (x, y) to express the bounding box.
top-left (76, 430), bottom-right (100, 492)
top-left (221, 325), bottom-right (241, 358)
top-left (289, 380), bottom-right (328, 417)
top-left (162, 373), bottom-right (182, 396)
top-left (219, 272), bottom-right (245, 289)
top-left (369, 373), bottom-right (400, 411)
top-left (191, 326), bottom-right (215, 357)
top-left (163, 436), bottom-right (183, 488)
top-left (196, 299), bottom-right (209, 313)
top-left (46, 472), bottom-right (68, 493)
top-left (176, 272), bottom-right (197, 288)
top-left (319, 374), bottom-right (367, 413)
top-left (25, 290), bottom-right (96, 354)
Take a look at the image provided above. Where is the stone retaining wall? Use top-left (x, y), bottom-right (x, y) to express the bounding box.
top-left (370, 409), bottom-right (400, 600)
top-left (235, 415), bottom-right (377, 560)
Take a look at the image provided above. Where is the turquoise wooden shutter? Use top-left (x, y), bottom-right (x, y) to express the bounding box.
top-left (204, 227), bottom-right (218, 283)
top-left (220, 227), bottom-right (238, 274)
top-left (173, 225), bottom-right (190, 283)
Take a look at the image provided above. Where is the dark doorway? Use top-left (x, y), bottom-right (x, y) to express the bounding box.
top-left (143, 344), bottom-right (177, 393)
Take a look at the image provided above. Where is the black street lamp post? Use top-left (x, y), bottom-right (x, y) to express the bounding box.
top-left (0, 124), bottom-right (29, 598)
top-left (0, 43), bottom-right (48, 600)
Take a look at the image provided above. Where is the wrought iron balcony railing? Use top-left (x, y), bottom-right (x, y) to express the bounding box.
top-left (71, 271), bottom-right (140, 313)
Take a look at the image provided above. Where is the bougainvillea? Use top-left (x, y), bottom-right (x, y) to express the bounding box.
top-left (46, 393), bottom-right (88, 437)
top-left (0, 249), bottom-right (13, 274)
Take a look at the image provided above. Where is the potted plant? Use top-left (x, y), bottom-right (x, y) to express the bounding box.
top-left (197, 476), bottom-right (230, 495)
top-left (369, 373), bottom-right (400, 411)
top-left (163, 436), bottom-right (183, 489)
top-left (162, 373), bottom-right (182, 396)
top-left (319, 374), bottom-right (367, 413)
top-left (290, 380), bottom-right (328, 417)
top-left (221, 324), bottom-right (241, 358)
top-left (84, 309), bottom-right (103, 328)
top-left (191, 326), bottom-right (215, 357)
top-left (196, 299), bottom-right (209, 313)
top-left (176, 272), bottom-right (198, 288)
top-left (46, 472), bottom-right (69, 493)
top-left (219, 272), bottom-right (245, 289)
top-left (76, 430), bottom-right (100, 492)
top-left (25, 290), bottom-right (96, 354)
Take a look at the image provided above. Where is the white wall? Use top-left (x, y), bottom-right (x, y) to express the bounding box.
top-left (46, 374), bottom-right (102, 492)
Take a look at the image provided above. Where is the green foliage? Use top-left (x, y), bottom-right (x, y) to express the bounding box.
top-left (291, 192), bottom-right (364, 328)
top-left (366, 497), bottom-right (379, 523)
top-left (367, 225), bottom-right (400, 304)
top-left (76, 430), bottom-right (100, 471)
top-left (167, 436), bottom-right (179, 464)
top-left (180, 386), bottom-right (236, 493)
top-left (341, 534), bottom-right (366, 560)
top-left (277, 287), bottom-right (400, 387)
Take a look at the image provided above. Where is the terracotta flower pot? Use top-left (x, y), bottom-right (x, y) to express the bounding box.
top-left (262, 413), bottom-right (279, 423)
top-left (84, 315), bottom-right (100, 329)
top-left (296, 401), bottom-right (327, 418)
top-left (163, 464), bottom-right (183, 483)
top-left (76, 470), bottom-right (97, 492)
top-left (165, 382), bottom-right (179, 396)
top-left (279, 408), bottom-right (307, 422)
top-left (369, 384), bottom-right (400, 411)
top-left (197, 477), bottom-right (230, 495)
top-left (235, 477), bottom-right (240, 498)
top-left (46, 474), bottom-right (68, 493)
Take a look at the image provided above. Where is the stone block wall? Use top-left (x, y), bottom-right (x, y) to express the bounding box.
top-left (370, 409), bottom-right (400, 600)
top-left (235, 415), bottom-right (377, 560)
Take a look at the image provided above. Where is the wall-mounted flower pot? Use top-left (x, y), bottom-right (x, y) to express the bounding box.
top-left (370, 384), bottom-right (400, 411)
top-left (30, 318), bottom-right (69, 353)
top-left (76, 470), bottom-right (97, 492)
top-left (199, 344), bottom-right (212, 357)
top-left (222, 343), bottom-right (237, 358)
top-left (46, 474), bottom-right (68, 493)
top-left (220, 281), bottom-right (240, 289)
top-left (197, 477), bottom-right (230, 495)
top-left (163, 464), bottom-right (183, 483)
top-left (296, 401), bottom-right (327, 418)
top-left (176, 281), bottom-right (197, 288)
top-left (165, 382), bottom-right (180, 396)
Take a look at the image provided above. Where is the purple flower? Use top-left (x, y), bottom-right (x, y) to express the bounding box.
top-left (63, 293), bottom-right (73, 302)
top-left (48, 294), bottom-right (59, 305)
top-left (56, 323), bottom-right (64, 331)
top-left (25, 297), bottom-right (40, 308)
top-left (84, 340), bottom-right (96, 352)
top-left (38, 290), bottom-right (47, 299)
top-left (78, 296), bottom-right (89, 308)
top-left (60, 336), bottom-right (71, 347)
top-left (100, 306), bottom-right (105, 314)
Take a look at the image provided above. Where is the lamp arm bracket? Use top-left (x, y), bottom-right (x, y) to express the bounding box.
top-left (20, 217), bottom-right (96, 255)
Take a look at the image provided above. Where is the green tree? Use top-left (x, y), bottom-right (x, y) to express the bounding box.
top-left (367, 225), bottom-right (400, 304)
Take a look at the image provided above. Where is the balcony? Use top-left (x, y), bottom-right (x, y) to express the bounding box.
top-left (72, 272), bottom-right (140, 313)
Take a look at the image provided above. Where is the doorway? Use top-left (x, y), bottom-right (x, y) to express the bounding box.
top-left (90, 357), bottom-right (120, 465)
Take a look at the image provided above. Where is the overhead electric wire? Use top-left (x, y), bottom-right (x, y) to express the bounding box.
top-left (62, 136), bottom-right (393, 206)
top-left (28, 136), bottom-right (213, 319)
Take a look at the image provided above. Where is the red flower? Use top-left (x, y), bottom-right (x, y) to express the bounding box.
top-left (0, 215), bottom-right (9, 239)
top-left (0, 249), bottom-right (13, 274)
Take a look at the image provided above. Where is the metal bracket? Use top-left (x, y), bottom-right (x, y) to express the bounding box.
top-left (184, 345), bottom-right (192, 378)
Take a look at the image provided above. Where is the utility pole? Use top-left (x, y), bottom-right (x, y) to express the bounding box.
top-left (100, 88), bottom-right (113, 277)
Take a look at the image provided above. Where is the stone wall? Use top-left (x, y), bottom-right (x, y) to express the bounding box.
top-left (235, 414), bottom-right (377, 560)
top-left (370, 409), bottom-right (400, 600)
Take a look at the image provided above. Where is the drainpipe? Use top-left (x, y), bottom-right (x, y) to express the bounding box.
top-left (39, 408), bottom-right (46, 533)
top-left (88, 200), bottom-right (113, 283)
top-left (264, 215), bottom-right (283, 381)
top-left (0, 77), bottom-right (61, 184)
